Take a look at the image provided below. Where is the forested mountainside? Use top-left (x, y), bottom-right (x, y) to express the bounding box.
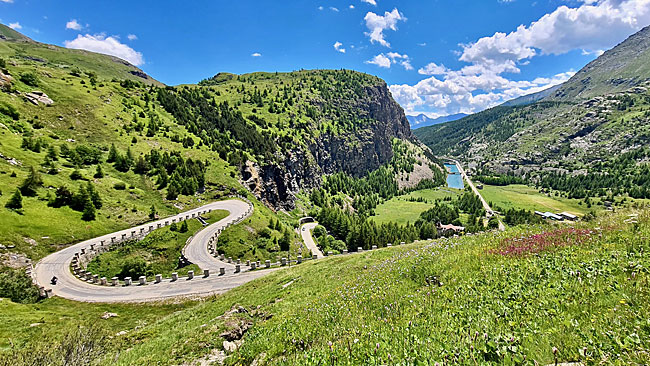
top-left (0, 23), bottom-right (441, 262)
top-left (414, 25), bottom-right (650, 199)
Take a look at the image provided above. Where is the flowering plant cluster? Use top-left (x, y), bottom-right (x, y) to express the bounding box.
top-left (491, 227), bottom-right (595, 256)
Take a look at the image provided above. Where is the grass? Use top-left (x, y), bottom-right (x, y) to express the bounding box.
top-left (85, 210), bottom-right (229, 280)
top-left (216, 199), bottom-right (303, 262)
top-left (3, 210), bottom-right (650, 365)
top-left (370, 187), bottom-right (463, 225)
top-left (0, 296), bottom-right (194, 350)
top-left (480, 184), bottom-right (597, 215)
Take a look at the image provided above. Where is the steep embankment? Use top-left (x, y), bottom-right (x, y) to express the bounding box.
top-left (163, 70), bottom-right (416, 209)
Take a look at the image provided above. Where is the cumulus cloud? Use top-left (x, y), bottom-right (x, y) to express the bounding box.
top-left (64, 34), bottom-right (144, 66)
top-left (8, 22), bottom-right (21, 29)
top-left (366, 54), bottom-right (391, 68)
top-left (251, 52), bottom-right (262, 57)
top-left (1, 0), bottom-right (14, 3)
top-left (364, 8), bottom-right (404, 47)
top-left (418, 62), bottom-right (448, 75)
top-left (391, 0), bottom-right (650, 117)
top-left (329, 6), bottom-right (339, 12)
top-left (127, 34), bottom-right (138, 41)
top-left (66, 19), bottom-right (82, 30)
top-left (333, 41), bottom-right (346, 53)
top-left (461, 0), bottom-right (650, 65)
top-left (366, 52), bottom-right (413, 70)
top-left (349, 5), bottom-right (355, 9)
top-left (361, 0), bottom-right (377, 5)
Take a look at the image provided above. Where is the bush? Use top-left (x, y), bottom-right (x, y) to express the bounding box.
top-left (179, 220), bottom-right (188, 233)
top-left (113, 182), bottom-right (126, 190)
top-left (118, 257), bottom-right (150, 279)
top-left (0, 103), bottom-right (20, 120)
top-left (19, 72), bottom-right (39, 87)
top-left (69, 169), bottom-right (84, 180)
top-left (0, 266), bottom-right (40, 303)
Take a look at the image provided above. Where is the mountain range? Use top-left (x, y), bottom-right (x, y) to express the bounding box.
top-left (414, 25), bottom-right (650, 176)
top-left (407, 113), bottom-right (468, 129)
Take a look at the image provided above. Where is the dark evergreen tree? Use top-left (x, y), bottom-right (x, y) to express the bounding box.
top-left (19, 166), bottom-right (42, 197)
top-left (5, 189), bottom-right (22, 210)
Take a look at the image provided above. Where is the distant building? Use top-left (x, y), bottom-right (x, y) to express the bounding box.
top-left (558, 212), bottom-right (577, 221)
top-left (437, 223), bottom-right (465, 233)
top-left (534, 211), bottom-right (564, 221)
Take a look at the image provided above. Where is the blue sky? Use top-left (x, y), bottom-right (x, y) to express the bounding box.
top-left (2, 0), bottom-right (650, 120)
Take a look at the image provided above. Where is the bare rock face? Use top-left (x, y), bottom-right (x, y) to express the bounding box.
top-left (0, 71), bottom-right (12, 91)
top-left (244, 83), bottom-right (413, 210)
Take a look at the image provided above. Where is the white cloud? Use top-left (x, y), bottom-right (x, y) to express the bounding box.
top-left (8, 22), bottom-right (21, 29)
top-left (349, 5), bottom-right (355, 9)
top-left (1, 0), bottom-right (14, 3)
top-left (65, 19), bottom-right (82, 30)
top-left (460, 0), bottom-right (650, 65)
top-left (390, 68), bottom-right (575, 116)
top-left (64, 34), bottom-right (144, 66)
top-left (366, 52), bottom-right (413, 70)
top-left (127, 34), bottom-right (138, 41)
top-left (390, 0), bottom-right (650, 117)
top-left (418, 62), bottom-right (449, 75)
top-left (333, 41), bottom-right (346, 53)
top-left (366, 54), bottom-right (391, 68)
top-left (361, 0), bottom-right (377, 5)
top-left (330, 6), bottom-right (339, 12)
top-left (318, 6), bottom-right (324, 10)
top-left (251, 52), bottom-right (262, 57)
top-left (364, 8), bottom-right (404, 47)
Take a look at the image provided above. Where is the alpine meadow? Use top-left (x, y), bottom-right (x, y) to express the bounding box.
top-left (1, 1), bottom-right (650, 365)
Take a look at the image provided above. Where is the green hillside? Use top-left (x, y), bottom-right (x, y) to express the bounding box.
top-left (3, 209), bottom-right (649, 365)
top-left (0, 23), bottom-right (447, 266)
top-left (414, 25), bottom-right (650, 203)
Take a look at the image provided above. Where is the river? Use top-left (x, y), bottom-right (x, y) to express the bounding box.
top-left (444, 163), bottom-right (464, 189)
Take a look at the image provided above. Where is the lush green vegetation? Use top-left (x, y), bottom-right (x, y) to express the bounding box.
top-left (86, 210), bottom-right (229, 279)
top-left (3, 210), bottom-right (649, 365)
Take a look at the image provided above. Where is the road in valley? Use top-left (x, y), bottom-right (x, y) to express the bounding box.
top-left (445, 158), bottom-right (506, 231)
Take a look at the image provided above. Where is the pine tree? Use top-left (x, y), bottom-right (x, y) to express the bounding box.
top-left (81, 198), bottom-right (96, 221)
top-left (94, 164), bottom-right (104, 178)
top-left (46, 145), bottom-right (58, 161)
top-left (86, 182), bottom-right (102, 209)
top-left (107, 143), bottom-right (118, 163)
top-left (149, 204), bottom-right (157, 220)
top-left (280, 229), bottom-right (291, 252)
top-left (179, 220), bottom-right (188, 233)
top-left (19, 166), bottom-right (42, 197)
top-left (5, 189), bottom-right (22, 210)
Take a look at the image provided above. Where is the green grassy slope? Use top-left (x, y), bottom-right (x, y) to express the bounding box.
top-left (3, 209), bottom-right (649, 365)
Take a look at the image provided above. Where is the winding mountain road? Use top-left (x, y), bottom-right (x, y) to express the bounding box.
top-left (300, 222), bottom-right (324, 258)
top-left (33, 199), bottom-right (281, 303)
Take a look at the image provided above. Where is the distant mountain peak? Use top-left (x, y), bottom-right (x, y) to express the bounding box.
top-left (407, 113), bottom-right (469, 129)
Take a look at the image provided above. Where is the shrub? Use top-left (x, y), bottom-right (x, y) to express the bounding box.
top-left (0, 266), bottom-right (40, 303)
top-left (113, 182), bottom-right (126, 190)
top-left (0, 103), bottom-right (20, 120)
top-left (19, 72), bottom-right (39, 87)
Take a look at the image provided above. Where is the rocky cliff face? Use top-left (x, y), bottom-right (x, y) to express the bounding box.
top-left (242, 83), bottom-right (413, 210)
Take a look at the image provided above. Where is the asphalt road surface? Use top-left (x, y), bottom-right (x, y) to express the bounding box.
top-left (34, 199), bottom-right (277, 303)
